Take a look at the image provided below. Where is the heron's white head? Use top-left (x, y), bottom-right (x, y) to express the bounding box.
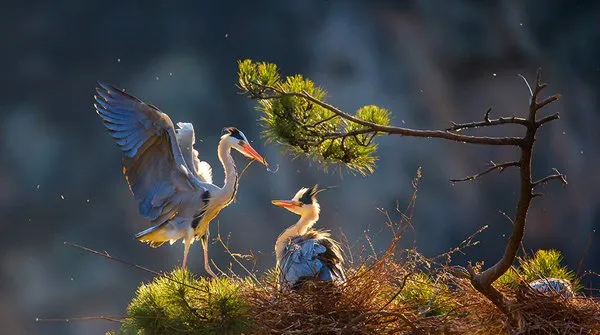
top-left (221, 127), bottom-right (268, 166)
top-left (272, 185), bottom-right (321, 217)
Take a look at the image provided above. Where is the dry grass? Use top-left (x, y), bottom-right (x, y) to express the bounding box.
top-left (237, 170), bottom-right (599, 335)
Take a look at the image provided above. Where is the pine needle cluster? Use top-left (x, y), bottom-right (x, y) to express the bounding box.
top-left (112, 269), bottom-right (252, 335)
top-left (238, 59), bottom-right (391, 175)
top-left (497, 249), bottom-right (581, 292)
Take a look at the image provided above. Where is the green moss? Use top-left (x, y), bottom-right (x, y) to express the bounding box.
top-left (113, 268), bottom-right (252, 335)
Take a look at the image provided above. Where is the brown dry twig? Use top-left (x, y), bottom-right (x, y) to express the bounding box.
top-left (450, 161), bottom-right (519, 182)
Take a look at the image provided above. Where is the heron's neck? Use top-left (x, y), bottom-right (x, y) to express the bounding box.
top-left (215, 139), bottom-right (238, 204)
top-left (275, 205), bottom-right (320, 265)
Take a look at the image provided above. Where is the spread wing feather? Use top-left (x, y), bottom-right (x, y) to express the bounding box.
top-left (94, 82), bottom-right (204, 227)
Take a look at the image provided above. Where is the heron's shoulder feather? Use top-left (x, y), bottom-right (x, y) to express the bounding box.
top-left (175, 122), bottom-right (213, 184)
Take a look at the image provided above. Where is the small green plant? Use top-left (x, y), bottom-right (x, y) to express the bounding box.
top-left (497, 249), bottom-right (580, 292)
top-left (113, 268), bottom-right (252, 335)
top-left (397, 272), bottom-right (454, 316)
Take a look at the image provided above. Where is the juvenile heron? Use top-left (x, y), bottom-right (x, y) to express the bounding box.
top-left (94, 82), bottom-right (268, 277)
top-left (272, 185), bottom-right (345, 289)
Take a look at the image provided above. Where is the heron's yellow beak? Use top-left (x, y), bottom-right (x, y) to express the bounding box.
top-left (241, 143), bottom-right (268, 166)
top-left (271, 200), bottom-right (299, 209)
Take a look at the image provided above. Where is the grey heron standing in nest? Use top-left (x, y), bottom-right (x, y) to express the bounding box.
top-left (272, 185), bottom-right (345, 289)
top-left (94, 82), bottom-right (268, 277)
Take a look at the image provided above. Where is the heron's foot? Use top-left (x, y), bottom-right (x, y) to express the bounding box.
top-left (204, 264), bottom-right (218, 279)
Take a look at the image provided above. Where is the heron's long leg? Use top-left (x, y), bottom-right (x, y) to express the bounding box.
top-left (200, 233), bottom-right (217, 278)
top-left (182, 234), bottom-right (193, 269)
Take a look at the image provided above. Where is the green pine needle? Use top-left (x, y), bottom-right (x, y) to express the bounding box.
top-left (115, 268), bottom-right (252, 335)
top-left (497, 249), bottom-right (581, 292)
top-left (238, 59), bottom-right (392, 175)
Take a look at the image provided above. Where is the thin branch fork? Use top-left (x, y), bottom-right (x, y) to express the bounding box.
top-left (532, 168), bottom-right (568, 187)
top-left (450, 161), bottom-right (519, 183)
top-left (446, 107), bottom-right (529, 132)
top-left (468, 69), bottom-right (564, 320)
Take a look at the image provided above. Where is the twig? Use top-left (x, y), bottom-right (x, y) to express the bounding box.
top-left (450, 161), bottom-right (519, 182)
top-left (64, 242), bottom-right (202, 292)
top-left (576, 229), bottom-right (595, 277)
top-left (446, 116), bottom-right (528, 132)
top-left (36, 315), bottom-right (163, 323)
top-left (536, 112), bottom-right (560, 126)
top-left (379, 272), bottom-right (412, 310)
top-left (446, 106), bottom-right (529, 132)
top-left (498, 210), bottom-right (526, 256)
top-left (214, 226), bottom-right (266, 290)
top-left (65, 241), bottom-right (163, 277)
top-left (518, 74), bottom-right (534, 97)
top-left (532, 168), bottom-right (568, 187)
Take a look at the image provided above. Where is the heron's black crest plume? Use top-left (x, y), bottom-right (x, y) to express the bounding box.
top-left (298, 185), bottom-right (336, 205)
top-left (222, 127), bottom-right (244, 140)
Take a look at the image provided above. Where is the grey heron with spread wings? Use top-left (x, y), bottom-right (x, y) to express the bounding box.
top-left (94, 82), bottom-right (268, 277)
top-left (272, 185), bottom-right (345, 289)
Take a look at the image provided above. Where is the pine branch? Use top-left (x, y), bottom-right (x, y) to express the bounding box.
top-left (250, 82), bottom-right (522, 146)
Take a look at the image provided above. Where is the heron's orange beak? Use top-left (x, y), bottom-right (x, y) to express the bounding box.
top-left (241, 143), bottom-right (268, 166)
top-left (271, 200), bottom-right (299, 209)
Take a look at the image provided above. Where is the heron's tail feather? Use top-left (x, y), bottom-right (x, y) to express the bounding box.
top-left (135, 222), bottom-right (183, 248)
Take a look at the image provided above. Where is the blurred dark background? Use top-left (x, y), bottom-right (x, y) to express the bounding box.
top-left (1, 0), bottom-right (598, 334)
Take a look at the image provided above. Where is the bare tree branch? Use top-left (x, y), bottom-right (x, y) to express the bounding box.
top-left (536, 112), bottom-right (560, 126)
top-left (468, 69), bottom-right (562, 319)
top-left (446, 107), bottom-right (529, 132)
top-left (446, 116), bottom-right (528, 132)
top-left (536, 94), bottom-right (561, 111)
top-left (450, 161), bottom-right (519, 182)
top-left (249, 82), bottom-right (523, 146)
top-left (532, 168), bottom-right (568, 187)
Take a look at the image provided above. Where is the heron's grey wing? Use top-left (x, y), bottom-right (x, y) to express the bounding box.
top-left (313, 232), bottom-right (346, 283)
top-left (95, 82), bottom-right (202, 226)
top-left (278, 236), bottom-right (327, 288)
top-left (175, 122), bottom-right (213, 184)
top-left (279, 232), bottom-right (346, 288)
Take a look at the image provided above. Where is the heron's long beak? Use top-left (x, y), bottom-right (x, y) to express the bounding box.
top-left (241, 143), bottom-right (268, 166)
top-left (271, 200), bottom-right (299, 209)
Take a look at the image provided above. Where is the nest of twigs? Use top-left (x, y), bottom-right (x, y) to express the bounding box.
top-left (241, 250), bottom-right (599, 335)
top-left (509, 286), bottom-right (600, 334)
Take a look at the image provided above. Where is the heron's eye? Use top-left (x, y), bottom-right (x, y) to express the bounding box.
top-left (238, 141), bottom-right (244, 146)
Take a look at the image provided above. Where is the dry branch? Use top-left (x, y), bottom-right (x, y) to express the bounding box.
top-left (450, 161), bottom-right (519, 182)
